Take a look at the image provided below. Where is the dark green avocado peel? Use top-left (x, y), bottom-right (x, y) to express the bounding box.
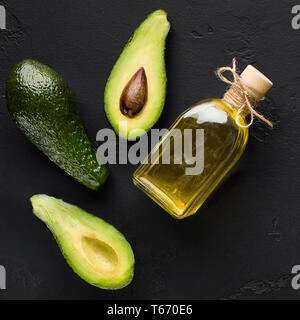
top-left (6, 59), bottom-right (109, 190)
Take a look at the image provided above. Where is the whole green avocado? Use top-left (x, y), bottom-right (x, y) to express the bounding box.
top-left (6, 60), bottom-right (109, 190)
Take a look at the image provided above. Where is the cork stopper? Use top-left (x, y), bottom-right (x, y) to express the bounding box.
top-left (217, 58), bottom-right (274, 127)
top-left (240, 65), bottom-right (273, 99)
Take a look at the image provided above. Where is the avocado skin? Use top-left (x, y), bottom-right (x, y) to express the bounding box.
top-left (6, 60), bottom-right (109, 190)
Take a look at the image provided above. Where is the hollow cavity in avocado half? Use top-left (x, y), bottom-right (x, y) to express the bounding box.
top-left (31, 195), bottom-right (135, 290)
top-left (104, 10), bottom-right (170, 140)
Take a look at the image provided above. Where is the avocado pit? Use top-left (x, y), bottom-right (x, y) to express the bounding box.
top-left (120, 67), bottom-right (147, 118)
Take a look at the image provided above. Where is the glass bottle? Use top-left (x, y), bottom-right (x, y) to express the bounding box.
top-left (133, 64), bottom-right (273, 219)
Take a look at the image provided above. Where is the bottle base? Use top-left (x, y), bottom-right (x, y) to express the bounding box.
top-left (132, 175), bottom-right (197, 219)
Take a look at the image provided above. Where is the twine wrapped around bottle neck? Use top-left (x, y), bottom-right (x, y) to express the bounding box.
top-left (217, 58), bottom-right (273, 128)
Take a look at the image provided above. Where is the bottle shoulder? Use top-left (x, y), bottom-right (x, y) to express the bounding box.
top-left (178, 98), bottom-right (247, 133)
top-left (171, 98), bottom-right (249, 153)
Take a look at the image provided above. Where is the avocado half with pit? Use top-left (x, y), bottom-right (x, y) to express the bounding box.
top-left (31, 195), bottom-right (134, 290)
top-left (104, 10), bottom-right (170, 140)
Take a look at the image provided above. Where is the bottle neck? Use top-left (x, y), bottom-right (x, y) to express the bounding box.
top-left (241, 78), bottom-right (264, 100)
top-left (223, 82), bottom-right (261, 116)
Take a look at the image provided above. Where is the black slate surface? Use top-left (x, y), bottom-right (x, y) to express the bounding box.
top-left (0, 0), bottom-right (299, 300)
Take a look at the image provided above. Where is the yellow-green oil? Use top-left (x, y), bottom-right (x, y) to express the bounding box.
top-left (133, 99), bottom-right (249, 219)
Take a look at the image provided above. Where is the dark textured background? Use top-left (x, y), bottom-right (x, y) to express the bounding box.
top-left (0, 0), bottom-right (299, 300)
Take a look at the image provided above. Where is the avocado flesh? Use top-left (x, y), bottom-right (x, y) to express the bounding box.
top-left (31, 195), bottom-right (135, 290)
top-left (6, 60), bottom-right (109, 190)
top-left (104, 10), bottom-right (170, 140)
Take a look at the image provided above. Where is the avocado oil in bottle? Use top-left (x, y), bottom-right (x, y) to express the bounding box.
top-left (133, 61), bottom-right (273, 219)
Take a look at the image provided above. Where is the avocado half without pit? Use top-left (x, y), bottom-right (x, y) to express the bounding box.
top-left (31, 195), bottom-right (135, 290)
top-left (104, 10), bottom-right (170, 140)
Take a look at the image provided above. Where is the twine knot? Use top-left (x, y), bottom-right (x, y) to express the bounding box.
top-left (217, 58), bottom-right (273, 128)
